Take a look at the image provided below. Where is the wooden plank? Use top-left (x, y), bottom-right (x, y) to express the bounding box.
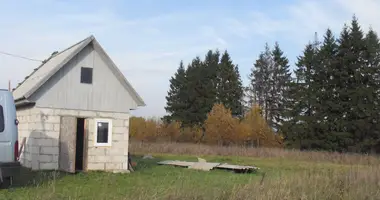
top-left (188, 162), bottom-right (220, 171)
top-left (216, 163), bottom-right (259, 173)
top-left (59, 116), bottom-right (77, 173)
top-left (82, 118), bottom-right (89, 172)
top-left (216, 164), bottom-right (258, 170)
top-left (158, 160), bottom-right (259, 173)
top-left (17, 137), bottom-right (26, 160)
top-left (157, 160), bottom-right (195, 167)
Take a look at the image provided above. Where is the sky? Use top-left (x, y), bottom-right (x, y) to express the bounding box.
top-left (0, 0), bottom-right (380, 118)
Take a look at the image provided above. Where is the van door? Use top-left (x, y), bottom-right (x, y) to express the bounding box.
top-left (0, 91), bottom-right (13, 162)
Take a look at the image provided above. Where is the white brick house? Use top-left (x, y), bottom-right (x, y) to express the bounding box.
top-left (12, 35), bottom-right (145, 173)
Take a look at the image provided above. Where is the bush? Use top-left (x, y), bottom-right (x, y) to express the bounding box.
top-left (241, 105), bottom-right (283, 147)
top-left (129, 104), bottom-right (283, 147)
top-left (203, 103), bottom-right (241, 145)
top-left (159, 121), bottom-right (181, 142)
top-left (178, 125), bottom-right (203, 143)
top-left (129, 117), bottom-right (160, 142)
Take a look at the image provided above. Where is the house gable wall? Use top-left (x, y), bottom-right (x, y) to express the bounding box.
top-left (29, 43), bottom-right (138, 113)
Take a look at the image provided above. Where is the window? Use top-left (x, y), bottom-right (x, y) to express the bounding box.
top-left (80, 67), bottom-right (93, 84)
top-left (0, 106), bottom-right (4, 132)
top-left (94, 119), bottom-right (112, 146)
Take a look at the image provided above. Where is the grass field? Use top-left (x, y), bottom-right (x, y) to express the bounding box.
top-left (0, 142), bottom-right (380, 200)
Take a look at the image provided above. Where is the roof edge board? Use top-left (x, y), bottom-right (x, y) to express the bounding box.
top-left (12, 35), bottom-right (94, 95)
top-left (23, 37), bottom-right (94, 99)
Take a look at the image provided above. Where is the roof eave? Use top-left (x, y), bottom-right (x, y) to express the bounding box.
top-left (14, 98), bottom-right (35, 108)
top-left (19, 36), bottom-right (95, 100)
top-left (137, 101), bottom-right (146, 107)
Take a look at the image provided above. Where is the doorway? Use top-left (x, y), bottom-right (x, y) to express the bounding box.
top-left (75, 118), bottom-right (85, 172)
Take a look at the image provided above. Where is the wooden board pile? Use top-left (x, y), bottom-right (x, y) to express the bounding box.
top-left (157, 158), bottom-right (259, 173)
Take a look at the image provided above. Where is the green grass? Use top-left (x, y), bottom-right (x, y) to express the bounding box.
top-left (0, 154), bottom-right (378, 200)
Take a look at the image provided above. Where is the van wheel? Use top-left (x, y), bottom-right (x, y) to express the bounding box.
top-left (0, 177), bottom-right (12, 189)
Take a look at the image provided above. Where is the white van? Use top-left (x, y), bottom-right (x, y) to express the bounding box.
top-left (0, 89), bottom-right (20, 188)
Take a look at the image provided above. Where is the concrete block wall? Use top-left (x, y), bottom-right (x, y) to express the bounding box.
top-left (17, 106), bottom-right (60, 170)
top-left (86, 115), bottom-right (130, 172)
top-left (17, 106), bottom-right (130, 172)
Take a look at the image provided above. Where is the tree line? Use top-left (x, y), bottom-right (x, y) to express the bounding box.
top-left (162, 15), bottom-right (380, 153)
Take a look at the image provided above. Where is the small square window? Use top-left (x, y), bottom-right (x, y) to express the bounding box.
top-left (94, 119), bottom-right (112, 147)
top-left (81, 67), bottom-right (93, 84)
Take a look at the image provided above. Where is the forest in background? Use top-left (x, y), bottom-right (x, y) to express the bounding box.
top-left (130, 15), bottom-right (380, 154)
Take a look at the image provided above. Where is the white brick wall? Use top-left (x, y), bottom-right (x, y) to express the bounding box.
top-left (17, 106), bottom-right (131, 172)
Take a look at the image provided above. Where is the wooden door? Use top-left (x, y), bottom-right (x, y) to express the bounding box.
top-left (82, 118), bottom-right (90, 171)
top-left (59, 116), bottom-right (77, 173)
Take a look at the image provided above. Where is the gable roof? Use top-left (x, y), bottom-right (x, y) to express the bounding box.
top-left (12, 35), bottom-right (145, 107)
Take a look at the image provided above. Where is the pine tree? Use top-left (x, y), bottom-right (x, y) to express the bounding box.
top-left (164, 61), bottom-right (187, 124)
top-left (217, 50), bottom-right (244, 117)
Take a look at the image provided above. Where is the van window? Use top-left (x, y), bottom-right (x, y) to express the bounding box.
top-left (0, 105), bottom-right (4, 132)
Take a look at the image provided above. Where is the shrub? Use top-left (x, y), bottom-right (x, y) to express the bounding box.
top-left (241, 105), bottom-right (283, 147)
top-left (178, 125), bottom-right (203, 143)
top-left (203, 103), bottom-right (241, 145)
top-left (159, 121), bottom-right (181, 142)
top-left (129, 117), bottom-right (160, 142)
top-left (129, 104), bottom-right (283, 147)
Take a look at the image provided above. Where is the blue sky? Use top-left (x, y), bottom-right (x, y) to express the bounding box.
top-left (0, 0), bottom-right (379, 117)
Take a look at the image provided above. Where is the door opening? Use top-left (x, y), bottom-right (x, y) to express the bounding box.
top-left (75, 118), bottom-right (85, 172)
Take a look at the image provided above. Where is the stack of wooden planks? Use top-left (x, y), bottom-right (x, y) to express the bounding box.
top-left (157, 159), bottom-right (259, 173)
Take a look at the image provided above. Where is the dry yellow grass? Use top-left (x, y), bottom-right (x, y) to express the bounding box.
top-left (130, 141), bottom-right (380, 165)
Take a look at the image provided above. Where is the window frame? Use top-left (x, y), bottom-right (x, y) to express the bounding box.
top-left (0, 105), bottom-right (4, 133)
top-left (80, 67), bottom-right (93, 84)
top-left (93, 118), bottom-right (112, 147)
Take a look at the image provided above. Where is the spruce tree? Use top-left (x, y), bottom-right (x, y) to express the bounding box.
top-left (333, 17), bottom-right (372, 152)
top-left (184, 53), bottom-right (220, 127)
top-left (271, 42), bottom-right (292, 132)
top-left (283, 43), bottom-right (318, 149)
top-left (203, 49), bottom-right (220, 104)
top-left (217, 50), bottom-right (244, 117)
top-left (164, 61), bottom-right (187, 123)
top-left (280, 15), bottom-right (380, 152)
top-left (314, 29), bottom-right (339, 151)
top-left (247, 43), bottom-right (273, 124)
top-left (345, 17), bottom-right (369, 152)
top-left (183, 57), bottom-right (204, 126)
top-left (360, 27), bottom-right (380, 152)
